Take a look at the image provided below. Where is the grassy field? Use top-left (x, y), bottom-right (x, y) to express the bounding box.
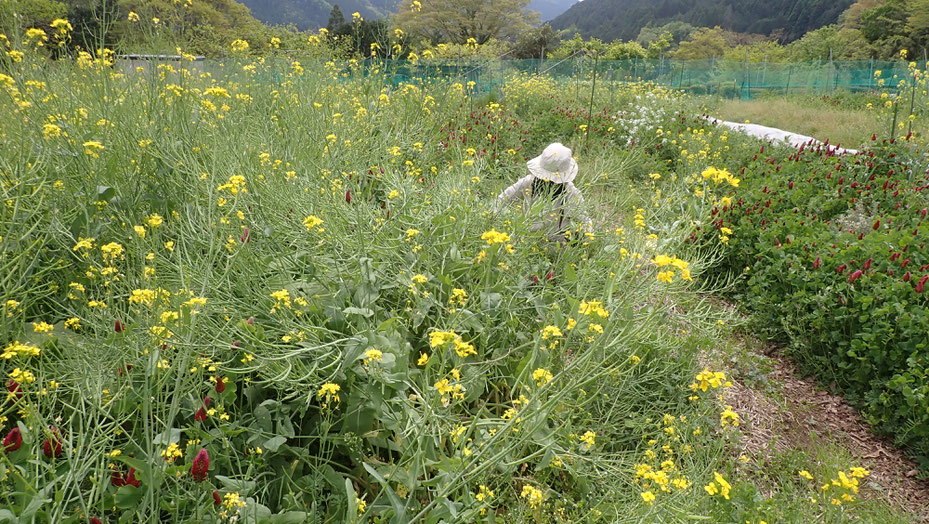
top-left (706, 92), bottom-right (928, 150)
top-left (1, 33), bottom-right (926, 523)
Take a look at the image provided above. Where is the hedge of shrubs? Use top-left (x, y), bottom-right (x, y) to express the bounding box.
top-left (693, 133), bottom-right (929, 469)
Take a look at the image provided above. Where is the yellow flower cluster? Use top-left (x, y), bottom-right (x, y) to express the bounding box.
top-left (578, 299), bottom-right (609, 318)
top-left (540, 324), bottom-right (563, 339)
top-left (689, 368), bottom-right (731, 393)
top-left (160, 442), bottom-right (183, 462)
top-left (434, 368), bottom-right (465, 406)
top-left (2, 341), bottom-right (41, 360)
top-left (269, 289), bottom-right (291, 313)
top-left (129, 288), bottom-right (157, 306)
top-left (9, 367), bottom-right (35, 384)
top-left (480, 229), bottom-right (510, 245)
top-left (100, 242), bottom-right (124, 262)
top-left (578, 430), bottom-right (596, 451)
top-left (720, 405), bottom-right (740, 427)
top-left (429, 329), bottom-right (476, 358)
top-left (520, 485), bottom-right (544, 509)
top-left (701, 166), bottom-right (740, 187)
top-left (532, 368), bottom-right (553, 387)
top-left (317, 382), bottom-right (340, 409)
top-left (303, 215), bottom-right (324, 232)
top-left (652, 254), bottom-right (692, 282)
top-left (224, 492), bottom-right (247, 511)
top-left (816, 467), bottom-right (869, 505)
top-left (449, 288), bottom-right (467, 307)
top-left (82, 140), bottom-right (104, 157)
top-left (704, 471), bottom-right (732, 499)
top-left (217, 175), bottom-right (247, 195)
top-left (362, 348), bottom-right (383, 368)
top-left (633, 208), bottom-right (646, 229)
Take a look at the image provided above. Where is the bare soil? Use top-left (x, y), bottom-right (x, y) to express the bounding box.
top-left (724, 338), bottom-right (929, 521)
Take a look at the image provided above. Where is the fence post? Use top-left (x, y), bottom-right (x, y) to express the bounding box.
top-left (678, 61), bottom-right (685, 90)
top-left (890, 92), bottom-right (899, 140)
top-left (907, 72), bottom-right (917, 138)
top-left (634, 56), bottom-right (638, 82)
top-left (609, 66), bottom-right (615, 108)
top-left (585, 52), bottom-right (598, 151)
top-left (761, 54), bottom-right (768, 91)
top-left (742, 52), bottom-right (748, 100)
top-left (575, 56), bottom-right (581, 103)
top-left (785, 67), bottom-right (791, 97)
top-left (869, 57), bottom-right (874, 91)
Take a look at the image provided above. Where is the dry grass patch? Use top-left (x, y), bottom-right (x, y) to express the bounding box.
top-left (713, 98), bottom-right (881, 150)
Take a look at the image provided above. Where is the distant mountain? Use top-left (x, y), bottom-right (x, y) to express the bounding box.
top-left (240, 0), bottom-right (399, 30)
top-left (527, 0), bottom-right (578, 21)
top-left (243, 0), bottom-right (578, 31)
top-left (550, 0), bottom-right (855, 42)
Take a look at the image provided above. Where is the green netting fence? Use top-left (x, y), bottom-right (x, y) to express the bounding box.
top-left (191, 56), bottom-right (927, 100)
top-left (342, 58), bottom-right (928, 100)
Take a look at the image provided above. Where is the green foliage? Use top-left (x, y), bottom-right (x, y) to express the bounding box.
top-left (636, 22), bottom-right (697, 49)
top-left (393, 0), bottom-right (539, 45)
top-left (0, 40), bottom-right (742, 522)
top-left (692, 128), bottom-right (929, 470)
top-left (326, 3), bottom-right (346, 33)
top-left (604, 40), bottom-right (646, 60)
top-left (907, 0), bottom-right (929, 50)
top-left (721, 41), bottom-right (789, 63)
top-left (860, 0), bottom-right (908, 42)
top-left (509, 24), bottom-right (558, 59)
top-left (674, 27), bottom-right (728, 60)
top-left (781, 24), bottom-right (866, 61)
top-left (238, 0), bottom-right (398, 31)
top-left (112, 0), bottom-right (269, 56)
top-left (0, 0), bottom-right (67, 34)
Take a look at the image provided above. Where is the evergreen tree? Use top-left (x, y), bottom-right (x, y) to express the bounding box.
top-left (327, 4), bottom-right (346, 34)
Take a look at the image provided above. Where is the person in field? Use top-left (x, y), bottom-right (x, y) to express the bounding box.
top-left (494, 142), bottom-right (592, 242)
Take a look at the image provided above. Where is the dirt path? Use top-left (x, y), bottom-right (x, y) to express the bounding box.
top-left (724, 337), bottom-right (929, 521)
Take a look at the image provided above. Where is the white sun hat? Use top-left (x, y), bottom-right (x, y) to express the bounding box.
top-left (527, 142), bottom-right (578, 184)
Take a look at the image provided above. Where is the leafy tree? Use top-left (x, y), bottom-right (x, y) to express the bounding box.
top-left (605, 39), bottom-right (646, 59)
top-left (839, 0), bottom-right (883, 30)
top-left (782, 24), bottom-right (871, 60)
top-left (673, 26), bottom-right (728, 59)
top-left (636, 21), bottom-right (696, 48)
top-left (859, 0), bottom-right (907, 42)
top-left (114, 0), bottom-right (267, 56)
top-left (906, 0), bottom-right (929, 51)
top-left (510, 23), bottom-right (558, 58)
top-left (645, 31), bottom-right (672, 59)
top-left (550, 32), bottom-right (603, 58)
top-left (393, 0), bottom-right (539, 45)
top-left (721, 40), bottom-right (788, 62)
top-left (326, 16), bottom-right (389, 58)
top-left (0, 0), bottom-right (67, 34)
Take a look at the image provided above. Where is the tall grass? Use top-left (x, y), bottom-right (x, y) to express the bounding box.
top-left (0, 37), bottom-right (915, 523)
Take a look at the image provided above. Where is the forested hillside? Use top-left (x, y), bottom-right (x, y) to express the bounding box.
top-left (550, 0), bottom-right (855, 42)
top-left (239, 0), bottom-right (574, 30)
top-left (239, 0), bottom-right (397, 29)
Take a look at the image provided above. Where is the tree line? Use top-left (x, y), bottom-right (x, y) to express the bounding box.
top-left (2, 0), bottom-right (926, 61)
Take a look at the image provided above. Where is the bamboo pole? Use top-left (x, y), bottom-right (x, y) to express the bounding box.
top-left (585, 52), bottom-right (598, 151)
